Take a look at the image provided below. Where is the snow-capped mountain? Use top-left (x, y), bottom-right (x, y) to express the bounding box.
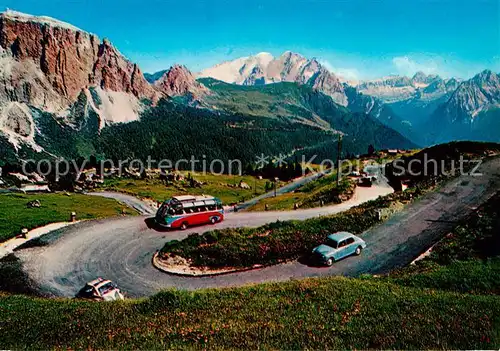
top-left (198, 51), bottom-right (347, 106)
top-left (352, 72), bottom-right (462, 134)
top-left (355, 72), bottom-right (453, 103)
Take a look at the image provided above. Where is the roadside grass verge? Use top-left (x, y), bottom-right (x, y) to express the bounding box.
top-left (246, 192), bottom-right (306, 211)
top-left (384, 259), bottom-right (500, 295)
top-left (246, 176), bottom-right (355, 211)
top-left (101, 173), bottom-right (270, 204)
top-left (0, 193), bottom-right (137, 242)
top-left (160, 189), bottom-right (417, 269)
top-left (0, 276), bottom-right (498, 349)
top-left (0, 254), bottom-right (44, 296)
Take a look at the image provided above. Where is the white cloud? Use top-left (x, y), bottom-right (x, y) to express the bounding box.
top-left (319, 60), bottom-right (361, 82)
top-left (391, 56), bottom-right (439, 77)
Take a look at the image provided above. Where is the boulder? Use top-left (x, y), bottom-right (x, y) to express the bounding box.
top-left (239, 180), bottom-right (251, 189)
top-left (27, 199), bottom-right (41, 208)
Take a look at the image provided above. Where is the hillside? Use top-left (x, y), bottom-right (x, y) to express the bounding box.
top-left (1, 78), bottom-right (416, 169)
top-left (199, 78), bottom-right (416, 157)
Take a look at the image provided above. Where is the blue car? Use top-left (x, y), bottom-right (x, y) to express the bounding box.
top-left (311, 232), bottom-right (366, 266)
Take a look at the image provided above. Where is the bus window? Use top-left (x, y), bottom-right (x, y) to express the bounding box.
top-left (175, 208), bottom-right (184, 215)
top-left (167, 208), bottom-right (175, 216)
top-left (216, 204), bottom-right (223, 210)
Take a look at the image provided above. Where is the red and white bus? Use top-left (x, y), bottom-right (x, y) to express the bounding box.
top-left (155, 195), bottom-right (224, 230)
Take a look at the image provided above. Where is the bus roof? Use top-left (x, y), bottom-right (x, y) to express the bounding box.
top-left (172, 195), bottom-right (216, 202)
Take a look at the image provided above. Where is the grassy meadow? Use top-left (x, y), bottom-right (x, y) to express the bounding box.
top-left (0, 193), bottom-right (137, 242)
top-left (101, 172), bottom-right (273, 204)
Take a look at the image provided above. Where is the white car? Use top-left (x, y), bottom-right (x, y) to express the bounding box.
top-left (76, 278), bottom-right (125, 301)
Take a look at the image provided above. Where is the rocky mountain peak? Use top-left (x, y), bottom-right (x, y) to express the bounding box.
top-left (471, 69), bottom-right (497, 85)
top-left (154, 64), bottom-right (207, 97)
top-left (0, 9), bottom-right (164, 149)
top-left (411, 71), bottom-right (441, 85)
top-left (441, 70), bottom-right (500, 123)
top-left (445, 78), bottom-right (460, 90)
top-left (411, 71), bottom-right (427, 83)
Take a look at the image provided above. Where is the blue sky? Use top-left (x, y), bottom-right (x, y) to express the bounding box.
top-left (3, 0), bottom-right (499, 79)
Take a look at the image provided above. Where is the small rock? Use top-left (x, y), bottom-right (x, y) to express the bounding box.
top-left (27, 200), bottom-right (41, 208)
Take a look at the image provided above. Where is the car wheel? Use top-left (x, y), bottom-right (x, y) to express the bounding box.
top-left (180, 222), bottom-right (188, 230)
top-left (326, 258), bottom-right (334, 266)
top-left (210, 217), bottom-right (218, 224)
top-left (355, 246), bottom-right (362, 255)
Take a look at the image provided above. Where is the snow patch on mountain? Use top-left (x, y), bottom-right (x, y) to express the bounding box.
top-left (0, 102), bottom-right (42, 151)
top-left (2, 9), bottom-right (84, 32)
top-left (84, 88), bottom-right (143, 129)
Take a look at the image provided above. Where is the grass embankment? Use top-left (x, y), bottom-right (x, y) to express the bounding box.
top-left (160, 189), bottom-right (417, 269)
top-left (1, 194), bottom-right (500, 349)
top-left (0, 273), bottom-right (499, 349)
top-left (0, 193), bottom-right (136, 242)
top-left (102, 173), bottom-right (271, 204)
top-left (247, 175), bottom-right (354, 211)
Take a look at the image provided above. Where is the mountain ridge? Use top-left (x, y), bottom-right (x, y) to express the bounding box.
top-left (425, 70), bottom-right (500, 144)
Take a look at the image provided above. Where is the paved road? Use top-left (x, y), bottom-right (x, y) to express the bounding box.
top-left (17, 157), bottom-right (500, 297)
top-left (18, 183), bottom-right (392, 297)
top-left (86, 191), bottom-right (157, 215)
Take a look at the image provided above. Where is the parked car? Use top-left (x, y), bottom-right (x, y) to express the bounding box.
top-left (76, 278), bottom-right (125, 301)
top-left (311, 232), bottom-right (366, 266)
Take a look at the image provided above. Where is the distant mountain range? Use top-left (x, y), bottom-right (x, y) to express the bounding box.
top-left (0, 9), bottom-right (498, 167)
top-left (194, 52), bottom-right (499, 146)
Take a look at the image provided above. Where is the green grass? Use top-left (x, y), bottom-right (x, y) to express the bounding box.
top-left (101, 173), bottom-right (271, 204)
top-left (246, 172), bottom-right (354, 211)
top-left (247, 192), bottom-right (307, 211)
top-left (0, 193), bottom-right (137, 242)
top-left (0, 276), bottom-right (498, 349)
top-left (386, 259), bottom-right (500, 295)
top-left (199, 78), bottom-right (333, 129)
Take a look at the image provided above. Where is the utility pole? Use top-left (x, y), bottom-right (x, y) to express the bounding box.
top-left (337, 134), bottom-right (343, 186)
